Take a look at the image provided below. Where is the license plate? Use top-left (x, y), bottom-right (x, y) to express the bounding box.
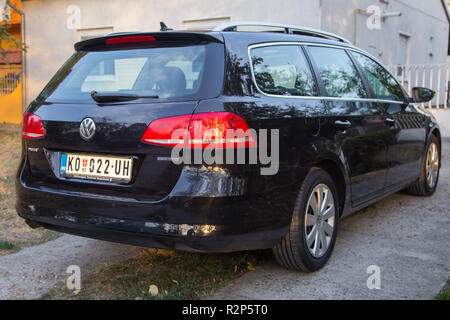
top-left (60, 153), bottom-right (133, 182)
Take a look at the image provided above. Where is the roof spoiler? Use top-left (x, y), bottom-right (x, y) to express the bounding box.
top-left (74, 31), bottom-right (224, 51)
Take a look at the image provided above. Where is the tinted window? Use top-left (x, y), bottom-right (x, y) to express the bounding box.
top-left (352, 52), bottom-right (404, 101)
top-left (251, 45), bottom-right (317, 96)
top-left (38, 43), bottom-right (224, 103)
top-left (309, 46), bottom-right (367, 98)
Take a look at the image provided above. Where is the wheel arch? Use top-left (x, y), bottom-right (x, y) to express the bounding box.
top-left (310, 156), bottom-right (348, 218)
top-left (431, 127), bottom-right (441, 146)
top-left (430, 127), bottom-right (442, 166)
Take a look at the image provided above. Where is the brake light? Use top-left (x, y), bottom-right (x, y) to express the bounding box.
top-left (106, 35), bottom-right (156, 45)
top-left (141, 112), bottom-right (256, 148)
top-left (22, 112), bottom-right (45, 139)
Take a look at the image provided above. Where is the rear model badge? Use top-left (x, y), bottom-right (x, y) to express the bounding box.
top-left (80, 118), bottom-right (96, 141)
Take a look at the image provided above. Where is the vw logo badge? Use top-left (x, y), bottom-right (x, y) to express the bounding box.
top-left (80, 118), bottom-right (96, 141)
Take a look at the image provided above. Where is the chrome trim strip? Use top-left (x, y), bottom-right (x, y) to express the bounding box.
top-left (247, 41), bottom-right (406, 105)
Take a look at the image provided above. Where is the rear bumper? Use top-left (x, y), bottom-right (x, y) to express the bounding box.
top-left (18, 213), bottom-right (286, 253)
top-left (16, 160), bottom-right (296, 252)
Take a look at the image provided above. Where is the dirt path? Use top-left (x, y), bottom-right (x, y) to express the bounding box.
top-left (0, 235), bottom-right (143, 299)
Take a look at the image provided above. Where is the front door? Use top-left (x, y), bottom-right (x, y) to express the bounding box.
top-left (350, 51), bottom-right (426, 190)
top-left (382, 102), bottom-right (427, 188)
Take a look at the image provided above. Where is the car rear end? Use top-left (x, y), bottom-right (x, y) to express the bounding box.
top-left (15, 31), bottom-right (288, 252)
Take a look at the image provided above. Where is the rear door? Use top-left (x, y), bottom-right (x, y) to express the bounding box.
top-left (351, 51), bottom-right (426, 188)
top-left (307, 45), bottom-right (389, 205)
top-left (25, 35), bottom-right (224, 200)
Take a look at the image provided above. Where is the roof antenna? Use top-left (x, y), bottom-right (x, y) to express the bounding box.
top-left (160, 22), bottom-right (173, 31)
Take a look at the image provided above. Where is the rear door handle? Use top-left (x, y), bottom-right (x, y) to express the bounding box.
top-left (334, 120), bottom-right (352, 131)
top-left (386, 117), bottom-right (396, 126)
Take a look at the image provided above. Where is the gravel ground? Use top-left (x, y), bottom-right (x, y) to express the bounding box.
top-left (0, 141), bottom-right (448, 300)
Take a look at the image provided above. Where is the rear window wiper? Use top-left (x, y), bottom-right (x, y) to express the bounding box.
top-left (91, 91), bottom-right (159, 103)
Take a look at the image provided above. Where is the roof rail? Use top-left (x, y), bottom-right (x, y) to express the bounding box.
top-left (212, 21), bottom-right (351, 44)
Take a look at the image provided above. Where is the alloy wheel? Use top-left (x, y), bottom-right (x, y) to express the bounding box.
top-left (304, 184), bottom-right (335, 258)
top-left (426, 142), bottom-right (439, 189)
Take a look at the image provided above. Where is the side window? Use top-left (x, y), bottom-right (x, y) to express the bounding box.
top-left (352, 52), bottom-right (405, 101)
top-left (308, 46), bottom-right (367, 99)
top-left (250, 45), bottom-right (317, 96)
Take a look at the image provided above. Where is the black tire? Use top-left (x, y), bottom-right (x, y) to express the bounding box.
top-left (272, 167), bottom-right (339, 272)
top-left (406, 135), bottom-right (440, 196)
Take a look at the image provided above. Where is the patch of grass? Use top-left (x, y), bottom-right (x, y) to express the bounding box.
top-left (435, 278), bottom-right (450, 300)
top-left (0, 239), bottom-right (15, 250)
top-left (39, 293), bottom-right (52, 300)
top-left (0, 130), bottom-right (60, 256)
top-left (38, 229), bottom-right (61, 243)
top-left (42, 248), bottom-right (272, 300)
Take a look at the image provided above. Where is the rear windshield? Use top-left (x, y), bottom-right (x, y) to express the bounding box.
top-left (38, 42), bottom-right (224, 103)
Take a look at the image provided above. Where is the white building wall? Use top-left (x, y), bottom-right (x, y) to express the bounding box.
top-left (320, 0), bottom-right (449, 66)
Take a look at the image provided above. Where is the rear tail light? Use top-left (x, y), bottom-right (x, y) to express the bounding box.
top-left (22, 112), bottom-right (45, 139)
top-left (141, 114), bottom-right (191, 146)
top-left (189, 112), bottom-right (256, 148)
top-left (141, 112), bottom-right (256, 148)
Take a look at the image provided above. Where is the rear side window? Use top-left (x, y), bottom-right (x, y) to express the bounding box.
top-left (352, 52), bottom-right (405, 101)
top-left (250, 45), bottom-right (317, 96)
top-left (38, 42), bottom-right (224, 103)
top-left (308, 46), bottom-right (367, 99)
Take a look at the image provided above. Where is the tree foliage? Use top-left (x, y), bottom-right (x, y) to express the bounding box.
top-left (0, 0), bottom-right (27, 58)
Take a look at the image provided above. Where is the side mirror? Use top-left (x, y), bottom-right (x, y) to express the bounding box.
top-left (411, 87), bottom-right (435, 103)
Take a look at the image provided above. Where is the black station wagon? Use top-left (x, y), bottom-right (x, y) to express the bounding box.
top-left (16, 22), bottom-right (440, 271)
